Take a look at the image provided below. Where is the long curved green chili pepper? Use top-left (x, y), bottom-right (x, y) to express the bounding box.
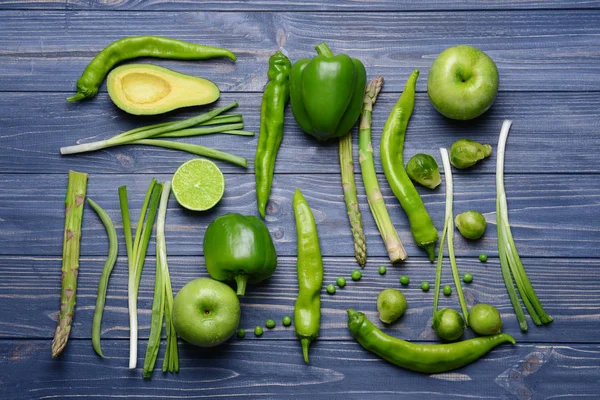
top-left (293, 189), bottom-right (323, 363)
top-left (347, 309), bottom-right (515, 373)
top-left (67, 36), bottom-right (236, 102)
top-left (87, 198), bottom-right (118, 358)
top-left (380, 69), bottom-right (438, 260)
top-left (255, 51), bottom-right (292, 218)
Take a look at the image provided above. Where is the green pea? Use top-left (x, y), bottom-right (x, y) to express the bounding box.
top-left (265, 319), bottom-right (276, 329)
top-left (254, 326), bottom-right (263, 337)
top-left (479, 253), bottom-right (488, 262)
top-left (351, 270), bottom-right (362, 281)
top-left (463, 273), bottom-right (473, 283)
top-left (237, 328), bottom-right (245, 339)
top-left (443, 285), bottom-right (452, 296)
top-left (378, 265), bottom-right (387, 275)
top-left (326, 284), bottom-right (336, 295)
top-left (282, 316), bottom-right (292, 327)
top-left (421, 281), bottom-right (430, 292)
top-left (336, 277), bottom-right (346, 287)
top-left (400, 276), bottom-right (410, 286)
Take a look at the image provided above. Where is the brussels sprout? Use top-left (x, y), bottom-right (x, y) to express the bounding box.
top-left (433, 308), bottom-right (464, 342)
top-left (406, 153), bottom-right (441, 189)
top-left (377, 288), bottom-right (407, 324)
top-left (449, 139), bottom-right (492, 169)
top-left (468, 304), bottom-right (503, 335)
top-left (455, 210), bottom-right (487, 240)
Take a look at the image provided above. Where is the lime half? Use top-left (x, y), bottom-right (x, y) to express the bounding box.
top-left (172, 159), bottom-right (225, 211)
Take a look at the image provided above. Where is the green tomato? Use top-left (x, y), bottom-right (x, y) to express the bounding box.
top-left (351, 270), bottom-right (362, 281)
top-left (378, 265), bottom-right (387, 275)
top-left (433, 308), bottom-right (465, 341)
top-left (326, 284), bottom-right (336, 295)
top-left (265, 319), bottom-right (276, 329)
top-left (254, 326), bottom-right (264, 337)
top-left (449, 139), bottom-right (492, 169)
top-left (400, 276), bottom-right (410, 286)
top-left (173, 278), bottom-right (241, 348)
top-left (377, 288), bottom-right (407, 324)
top-left (455, 210), bottom-right (487, 240)
top-left (479, 253), bottom-right (488, 262)
top-left (443, 285), bottom-right (452, 296)
top-left (468, 304), bottom-right (503, 335)
top-left (282, 316), bottom-right (292, 327)
top-left (236, 328), bottom-right (245, 339)
top-left (406, 153), bottom-right (441, 189)
top-left (336, 277), bottom-right (346, 287)
top-left (462, 273), bottom-right (473, 283)
top-left (421, 281), bottom-right (430, 292)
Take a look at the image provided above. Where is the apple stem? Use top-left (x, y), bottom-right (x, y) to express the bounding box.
top-left (234, 275), bottom-right (248, 296)
top-left (301, 338), bottom-right (311, 363)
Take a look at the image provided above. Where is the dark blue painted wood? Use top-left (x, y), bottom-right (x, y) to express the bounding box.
top-left (1, 92), bottom-right (599, 175)
top-left (1, 11), bottom-right (600, 92)
top-left (1, 256), bottom-right (595, 343)
top-left (0, 173), bottom-right (597, 258)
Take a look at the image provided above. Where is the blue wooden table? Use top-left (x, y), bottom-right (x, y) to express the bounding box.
top-left (1, 1), bottom-right (599, 399)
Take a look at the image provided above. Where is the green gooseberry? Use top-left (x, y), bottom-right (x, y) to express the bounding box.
top-left (449, 139), bottom-right (492, 169)
top-left (433, 308), bottom-right (465, 341)
top-left (468, 303), bottom-right (503, 335)
top-left (455, 210), bottom-right (487, 240)
top-left (406, 153), bottom-right (441, 189)
top-left (377, 288), bottom-right (407, 324)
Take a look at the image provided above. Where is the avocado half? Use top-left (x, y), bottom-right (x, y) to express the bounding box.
top-left (107, 64), bottom-right (220, 115)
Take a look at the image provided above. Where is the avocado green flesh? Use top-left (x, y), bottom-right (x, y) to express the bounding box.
top-left (107, 63), bottom-right (220, 115)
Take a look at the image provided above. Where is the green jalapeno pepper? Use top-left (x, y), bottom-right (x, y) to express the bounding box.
top-left (290, 43), bottom-right (366, 141)
top-left (380, 70), bottom-right (438, 260)
top-left (293, 189), bottom-right (323, 363)
top-left (68, 36), bottom-right (236, 102)
top-left (255, 51), bottom-right (292, 218)
top-left (347, 309), bottom-right (515, 373)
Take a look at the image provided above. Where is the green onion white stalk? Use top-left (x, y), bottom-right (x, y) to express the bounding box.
top-left (496, 120), bottom-right (553, 331)
top-left (436, 148), bottom-right (469, 324)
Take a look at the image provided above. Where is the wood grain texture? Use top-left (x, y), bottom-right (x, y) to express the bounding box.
top-left (1, 92), bottom-right (599, 175)
top-left (2, 339), bottom-right (600, 400)
top-left (1, 0), bottom-right (599, 11)
top-left (1, 255), bottom-right (596, 343)
top-left (1, 173), bottom-right (598, 258)
top-left (1, 10), bottom-right (600, 92)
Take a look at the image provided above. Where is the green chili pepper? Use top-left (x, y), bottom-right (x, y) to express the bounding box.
top-left (380, 70), bottom-right (438, 260)
top-left (347, 309), bottom-right (515, 373)
top-left (87, 198), bottom-right (118, 358)
top-left (67, 36), bottom-right (236, 102)
top-left (290, 43), bottom-right (366, 141)
top-left (255, 51), bottom-right (292, 218)
top-left (293, 189), bottom-right (323, 363)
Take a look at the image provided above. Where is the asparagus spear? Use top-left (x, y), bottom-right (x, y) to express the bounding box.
top-left (52, 170), bottom-right (88, 358)
top-left (339, 132), bottom-right (367, 267)
top-left (358, 77), bottom-right (407, 263)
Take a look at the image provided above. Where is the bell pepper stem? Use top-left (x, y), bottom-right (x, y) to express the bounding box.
top-left (301, 338), bottom-right (311, 363)
top-left (314, 42), bottom-right (334, 57)
top-left (234, 275), bottom-right (248, 296)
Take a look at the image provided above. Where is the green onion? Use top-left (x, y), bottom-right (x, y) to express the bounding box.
top-left (119, 179), bottom-right (163, 370)
top-left (438, 148), bottom-right (469, 324)
top-left (496, 120), bottom-right (553, 332)
top-left (87, 198), bottom-right (118, 358)
top-left (143, 182), bottom-right (178, 378)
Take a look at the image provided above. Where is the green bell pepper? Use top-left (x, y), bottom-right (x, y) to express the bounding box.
top-left (203, 213), bottom-right (277, 296)
top-left (290, 42), bottom-right (367, 141)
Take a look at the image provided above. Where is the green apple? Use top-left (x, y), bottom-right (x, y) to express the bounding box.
top-left (173, 278), bottom-right (240, 347)
top-left (427, 45), bottom-right (499, 120)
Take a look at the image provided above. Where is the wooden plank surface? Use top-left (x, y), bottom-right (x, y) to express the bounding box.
top-left (2, 339), bottom-right (600, 400)
top-left (1, 256), bottom-right (596, 343)
top-left (1, 0), bottom-right (599, 11)
top-left (1, 92), bottom-right (599, 175)
top-left (1, 11), bottom-right (600, 92)
top-left (1, 173), bottom-right (598, 258)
